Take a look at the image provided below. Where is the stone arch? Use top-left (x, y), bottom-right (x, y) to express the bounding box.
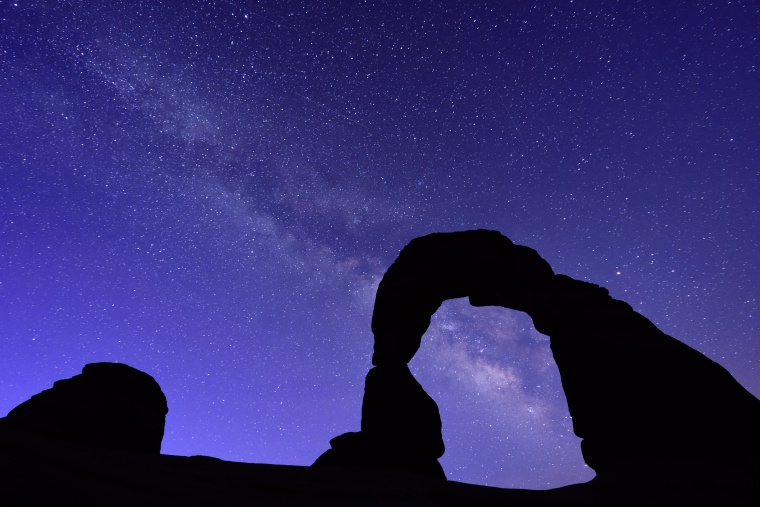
top-left (316, 229), bottom-right (760, 493)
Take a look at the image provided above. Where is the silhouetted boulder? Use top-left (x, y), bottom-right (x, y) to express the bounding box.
top-left (313, 364), bottom-right (445, 479)
top-left (3, 362), bottom-right (167, 453)
top-left (369, 230), bottom-right (760, 496)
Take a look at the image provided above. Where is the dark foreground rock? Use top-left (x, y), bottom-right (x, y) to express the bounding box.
top-left (526, 274), bottom-right (760, 475)
top-left (0, 423), bottom-right (756, 506)
top-left (4, 362), bottom-right (167, 453)
top-left (2, 230), bottom-right (759, 504)
top-left (313, 364), bottom-right (445, 478)
top-left (365, 229), bottom-right (760, 501)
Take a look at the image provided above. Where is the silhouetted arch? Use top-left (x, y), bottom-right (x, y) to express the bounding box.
top-left (370, 230), bottom-right (760, 481)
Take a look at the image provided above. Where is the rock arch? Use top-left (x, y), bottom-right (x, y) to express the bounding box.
top-left (315, 230), bottom-right (760, 490)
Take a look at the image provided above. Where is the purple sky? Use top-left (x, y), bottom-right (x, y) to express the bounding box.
top-left (1, 0), bottom-right (758, 490)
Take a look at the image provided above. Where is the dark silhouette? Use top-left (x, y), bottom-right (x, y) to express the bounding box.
top-left (372, 230), bottom-right (555, 366)
top-left (368, 229), bottom-right (760, 494)
top-left (3, 362), bottom-right (167, 453)
top-left (313, 364), bottom-right (446, 479)
top-left (2, 230), bottom-right (758, 504)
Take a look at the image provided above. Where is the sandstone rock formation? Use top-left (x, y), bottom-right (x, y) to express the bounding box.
top-left (524, 274), bottom-right (760, 477)
top-left (368, 229), bottom-right (760, 496)
top-left (313, 364), bottom-right (445, 479)
top-left (3, 362), bottom-right (167, 453)
top-left (2, 230), bottom-right (759, 504)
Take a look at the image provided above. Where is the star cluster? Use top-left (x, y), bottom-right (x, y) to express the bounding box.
top-left (1, 0), bottom-right (758, 489)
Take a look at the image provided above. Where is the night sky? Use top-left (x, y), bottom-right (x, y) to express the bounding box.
top-left (1, 0), bottom-right (758, 490)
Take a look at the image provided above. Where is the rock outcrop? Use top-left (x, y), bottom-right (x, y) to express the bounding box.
top-left (2, 230), bottom-right (758, 504)
top-left (313, 364), bottom-right (445, 479)
top-left (316, 230), bottom-right (553, 479)
top-left (3, 362), bottom-right (167, 453)
top-left (525, 274), bottom-right (760, 479)
top-left (367, 229), bottom-right (760, 496)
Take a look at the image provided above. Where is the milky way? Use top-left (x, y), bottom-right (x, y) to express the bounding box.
top-left (1, 1), bottom-right (758, 489)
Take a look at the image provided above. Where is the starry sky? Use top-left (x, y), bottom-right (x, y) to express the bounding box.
top-left (1, 0), bottom-right (758, 490)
